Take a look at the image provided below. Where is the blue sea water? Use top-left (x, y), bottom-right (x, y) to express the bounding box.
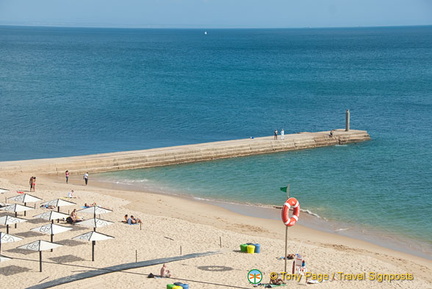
top-left (1, 26), bottom-right (431, 257)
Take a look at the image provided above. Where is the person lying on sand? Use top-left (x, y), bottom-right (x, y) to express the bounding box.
top-left (270, 277), bottom-right (285, 285)
top-left (130, 216), bottom-right (142, 224)
top-left (84, 203), bottom-right (96, 208)
top-left (123, 214), bottom-right (143, 224)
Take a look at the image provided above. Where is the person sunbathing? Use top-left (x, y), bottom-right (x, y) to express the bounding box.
top-left (130, 216), bottom-right (142, 224)
top-left (84, 203), bottom-right (96, 208)
top-left (70, 209), bottom-right (83, 223)
top-left (270, 277), bottom-right (285, 285)
top-left (160, 264), bottom-right (172, 278)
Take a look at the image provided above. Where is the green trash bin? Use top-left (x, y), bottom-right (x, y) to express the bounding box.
top-left (240, 244), bottom-right (248, 252)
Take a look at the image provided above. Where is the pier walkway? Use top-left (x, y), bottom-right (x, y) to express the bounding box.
top-left (0, 129), bottom-right (370, 175)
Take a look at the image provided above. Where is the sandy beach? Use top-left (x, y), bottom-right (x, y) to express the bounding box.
top-left (0, 169), bottom-right (431, 289)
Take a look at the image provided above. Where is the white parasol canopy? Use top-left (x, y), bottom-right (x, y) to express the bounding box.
top-left (31, 224), bottom-right (72, 235)
top-left (0, 203), bottom-right (34, 213)
top-left (76, 218), bottom-right (114, 231)
top-left (40, 198), bottom-right (76, 211)
top-left (0, 215), bottom-right (27, 233)
top-left (0, 188), bottom-right (9, 194)
top-left (0, 255), bottom-right (12, 262)
top-left (31, 224), bottom-right (72, 250)
top-left (7, 194), bottom-right (42, 216)
top-left (8, 193), bottom-right (42, 203)
top-left (0, 232), bottom-right (22, 253)
top-left (78, 206), bottom-right (112, 218)
top-left (34, 211), bottom-right (69, 223)
top-left (73, 231), bottom-right (114, 261)
top-left (17, 240), bottom-right (63, 272)
top-left (17, 240), bottom-right (62, 251)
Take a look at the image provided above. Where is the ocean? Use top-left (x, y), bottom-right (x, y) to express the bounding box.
top-left (1, 25), bottom-right (431, 258)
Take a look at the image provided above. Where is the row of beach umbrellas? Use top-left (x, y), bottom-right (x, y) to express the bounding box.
top-left (0, 192), bottom-right (115, 271)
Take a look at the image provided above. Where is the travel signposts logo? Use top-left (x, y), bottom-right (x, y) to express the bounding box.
top-left (247, 269), bottom-right (263, 284)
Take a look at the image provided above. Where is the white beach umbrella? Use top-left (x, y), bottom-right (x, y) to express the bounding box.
top-left (8, 194), bottom-right (42, 216)
top-left (17, 240), bottom-right (62, 272)
top-left (0, 215), bottom-right (27, 233)
top-left (0, 203), bottom-right (34, 217)
top-left (8, 193), bottom-right (42, 204)
top-left (33, 211), bottom-right (69, 224)
top-left (0, 232), bottom-right (22, 253)
top-left (76, 218), bottom-right (114, 232)
top-left (78, 206), bottom-right (112, 218)
top-left (40, 198), bottom-right (76, 213)
top-left (73, 231), bottom-right (114, 261)
top-left (0, 255), bottom-right (12, 262)
top-left (31, 224), bottom-right (72, 250)
top-left (0, 188), bottom-right (9, 194)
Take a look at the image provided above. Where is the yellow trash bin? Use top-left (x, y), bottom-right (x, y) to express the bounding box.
top-left (247, 244), bottom-right (255, 254)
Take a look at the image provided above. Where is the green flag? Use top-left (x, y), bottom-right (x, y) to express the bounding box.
top-left (280, 186), bottom-right (287, 193)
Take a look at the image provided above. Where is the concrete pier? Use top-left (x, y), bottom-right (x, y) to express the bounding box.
top-left (0, 129), bottom-right (370, 175)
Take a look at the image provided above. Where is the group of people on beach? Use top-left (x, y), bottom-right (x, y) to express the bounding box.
top-left (29, 176), bottom-right (36, 192)
top-left (64, 170), bottom-right (89, 186)
top-left (273, 129), bottom-right (285, 140)
top-left (123, 214), bottom-right (142, 225)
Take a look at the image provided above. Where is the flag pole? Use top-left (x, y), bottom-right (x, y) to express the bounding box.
top-left (284, 184), bottom-right (290, 273)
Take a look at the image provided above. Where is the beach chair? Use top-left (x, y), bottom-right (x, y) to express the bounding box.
top-left (292, 254), bottom-right (303, 274)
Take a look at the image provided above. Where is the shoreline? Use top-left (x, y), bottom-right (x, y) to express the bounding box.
top-left (0, 171), bottom-right (431, 288)
top-left (1, 147), bottom-right (431, 288)
top-left (89, 175), bottom-right (432, 261)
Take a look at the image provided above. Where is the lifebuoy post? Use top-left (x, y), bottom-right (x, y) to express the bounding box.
top-left (280, 186), bottom-right (300, 273)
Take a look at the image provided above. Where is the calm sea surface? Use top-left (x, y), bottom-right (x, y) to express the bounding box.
top-left (1, 26), bottom-right (431, 258)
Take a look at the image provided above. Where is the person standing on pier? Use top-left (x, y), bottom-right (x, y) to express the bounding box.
top-left (274, 130), bottom-right (278, 140)
top-left (281, 129), bottom-right (285, 140)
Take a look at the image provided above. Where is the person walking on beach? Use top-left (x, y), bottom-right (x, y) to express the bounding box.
top-left (83, 172), bottom-right (89, 185)
top-left (281, 129), bottom-right (285, 140)
top-left (274, 130), bottom-right (278, 140)
top-left (65, 170), bottom-right (69, 184)
top-left (29, 176), bottom-right (34, 191)
top-left (31, 177), bottom-right (36, 192)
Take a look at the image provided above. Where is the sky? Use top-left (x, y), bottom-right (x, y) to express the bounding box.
top-left (0, 0), bottom-right (431, 28)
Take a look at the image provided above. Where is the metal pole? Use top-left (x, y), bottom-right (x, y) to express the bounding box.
top-left (284, 185), bottom-right (290, 273)
top-left (92, 241), bottom-right (95, 261)
top-left (284, 226), bottom-right (288, 273)
top-left (39, 251), bottom-right (43, 272)
top-left (51, 234), bottom-right (54, 252)
top-left (345, 109), bottom-right (350, 131)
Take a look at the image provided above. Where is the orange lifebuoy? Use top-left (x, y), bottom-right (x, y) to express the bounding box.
top-left (281, 197), bottom-right (300, 227)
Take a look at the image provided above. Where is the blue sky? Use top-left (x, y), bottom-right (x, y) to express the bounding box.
top-left (0, 0), bottom-right (431, 28)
